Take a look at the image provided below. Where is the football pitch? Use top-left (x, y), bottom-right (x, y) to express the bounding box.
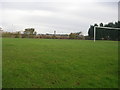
top-left (2, 38), bottom-right (118, 88)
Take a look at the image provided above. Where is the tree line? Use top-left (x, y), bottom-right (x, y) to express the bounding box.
top-left (88, 21), bottom-right (120, 41)
top-left (2, 28), bottom-right (37, 38)
top-left (1, 28), bottom-right (85, 39)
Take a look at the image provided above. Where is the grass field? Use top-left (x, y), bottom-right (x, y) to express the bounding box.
top-left (2, 38), bottom-right (118, 88)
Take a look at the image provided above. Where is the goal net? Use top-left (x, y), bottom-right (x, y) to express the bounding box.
top-left (94, 26), bottom-right (120, 41)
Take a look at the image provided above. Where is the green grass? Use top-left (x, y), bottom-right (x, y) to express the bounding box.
top-left (2, 38), bottom-right (118, 88)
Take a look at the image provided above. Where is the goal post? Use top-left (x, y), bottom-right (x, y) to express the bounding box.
top-left (94, 26), bottom-right (120, 42)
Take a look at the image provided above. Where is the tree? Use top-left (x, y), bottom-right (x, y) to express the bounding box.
top-left (69, 32), bottom-right (82, 39)
top-left (34, 31), bottom-right (37, 35)
top-left (107, 22), bottom-right (114, 27)
top-left (94, 23), bottom-right (98, 26)
top-left (118, 21), bottom-right (120, 28)
top-left (100, 23), bottom-right (103, 27)
top-left (88, 25), bottom-right (94, 39)
top-left (23, 28), bottom-right (37, 38)
top-left (24, 28), bottom-right (35, 35)
top-left (69, 33), bottom-right (76, 39)
top-left (15, 31), bottom-right (21, 38)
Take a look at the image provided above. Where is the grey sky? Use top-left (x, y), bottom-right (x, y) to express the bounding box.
top-left (0, 0), bottom-right (119, 35)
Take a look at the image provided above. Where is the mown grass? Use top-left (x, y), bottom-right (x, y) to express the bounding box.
top-left (2, 38), bottom-right (118, 88)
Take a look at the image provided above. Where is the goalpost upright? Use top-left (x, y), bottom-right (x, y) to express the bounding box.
top-left (94, 26), bottom-right (120, 42)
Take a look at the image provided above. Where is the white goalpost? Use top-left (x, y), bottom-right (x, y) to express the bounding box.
top-left (94, 26), bottom-right (120, 42)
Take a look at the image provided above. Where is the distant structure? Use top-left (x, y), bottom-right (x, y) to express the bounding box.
top-left (54, 31), bottom-right (56, 36)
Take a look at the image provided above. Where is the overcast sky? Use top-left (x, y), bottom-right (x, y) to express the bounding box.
top-left (0, 0), bottom-right (119, 35)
